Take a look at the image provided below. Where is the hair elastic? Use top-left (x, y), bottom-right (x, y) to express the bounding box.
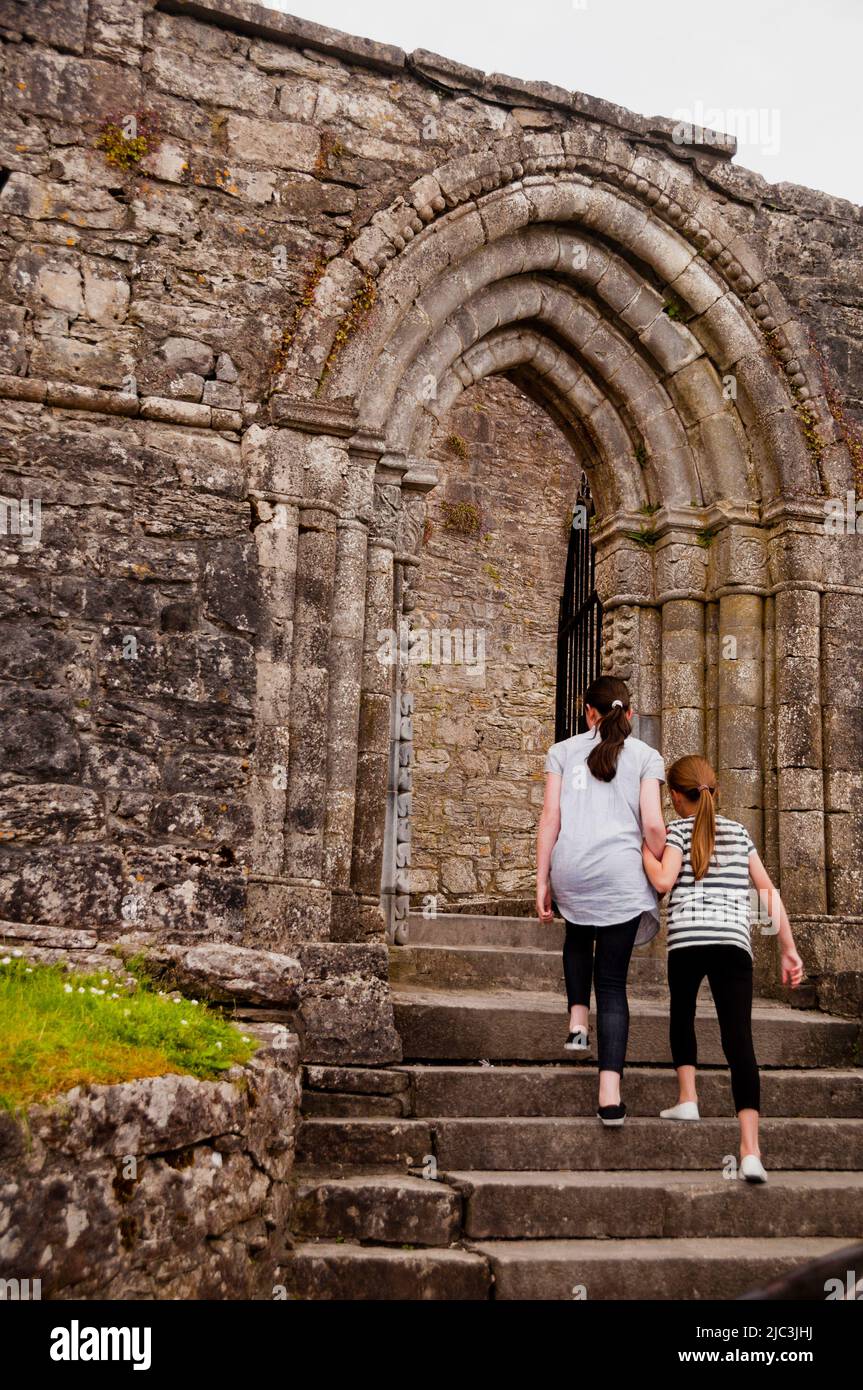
top-left (611, 700), bottom-right (623, 708)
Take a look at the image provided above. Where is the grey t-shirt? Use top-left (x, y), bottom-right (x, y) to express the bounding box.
top-left (544, 730), bottom-right (666, 941)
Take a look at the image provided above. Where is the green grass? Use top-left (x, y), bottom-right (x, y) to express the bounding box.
top-left (0, 955), bottom-right (256, 1114)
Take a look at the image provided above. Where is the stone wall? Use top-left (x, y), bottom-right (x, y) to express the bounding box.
top-left (0, 0), bottom-right (860, 1045)
top-left (0, 1021), bottom-right (301, 1299)
top-left (410, 376), bottom-right (573, 910)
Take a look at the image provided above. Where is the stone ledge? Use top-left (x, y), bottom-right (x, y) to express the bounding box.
top-left (114, 936), bottom-right (304, 1008)
top-left (0, 375), bottom-right (251, 431)
top-left (0, 1026), bottom-right (301, 1298)
top-left (155, 0), bottom-right (406, 72)
top-left (268, 393), bottom-right (358, 435)
top-left (158, 2), bottom-right (735, 159)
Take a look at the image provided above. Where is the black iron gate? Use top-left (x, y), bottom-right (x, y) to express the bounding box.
top-left (555, 472), bottom-right (603, 740)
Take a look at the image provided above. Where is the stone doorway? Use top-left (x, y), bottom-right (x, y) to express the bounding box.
top-left (253, 135), bottom-right (860, 1051)
top-left (403, 376), bottom-right (582, 921)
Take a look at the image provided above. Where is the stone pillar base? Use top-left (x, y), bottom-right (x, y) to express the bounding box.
top-left (292, 942), bottom-right (402, 1065)
top-left (752, 915), bottom-right (863, 1019)
top-left (245, 878), bottom-right (332, 951)
top-left (353, 893), bottom-right (389, 941)
top-left (329, 887), bottom-right (361, 942)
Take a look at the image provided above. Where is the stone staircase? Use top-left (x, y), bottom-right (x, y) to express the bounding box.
top-left (284, 913), bottom-right (863, 1299)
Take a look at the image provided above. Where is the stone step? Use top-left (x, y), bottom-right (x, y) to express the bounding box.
top-left (393, 1064), bottom-right (863, 1118)
top-left (406, 912), bottom-right (565, 948)
top-left (443, 1169), bottom-right (863, 1240)
top-left (297, 1118), bottom-right (433, 1168)
top-left (291, 1165), bottom-right (863, 1245)
top-left (389, 942), bottom-right (666, 994)
top-left (292, 1169), bottom-right (462, 1246)
top-left (282, 1235), bottom-right (851, 1301)
top-left (299, 1114), bottom-right (863, 1171)
top-left (468, 1236), bottom-right (852, 1300)
top-left (282, 1242), bottom-right (490, 1300)
top-left (393, 985), bottom-right (861, 1066)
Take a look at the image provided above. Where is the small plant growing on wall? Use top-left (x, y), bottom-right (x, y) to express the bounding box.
top-left (95, 110), bottom-right (160, 171)
top-left (441, 500), bottom-right (481, 536)
top-left (623, 526), bottom-right (659, 548)
top-left (696, 526), bottom-right (718, 548)
top-left (315, 131), bottom-right (347, 174)
top-left (319, 273), bottom-right (377, 389)
top-left (271, 253), bottom-right (327, 381)
top-left (444, 432), bottom-right (469, 460)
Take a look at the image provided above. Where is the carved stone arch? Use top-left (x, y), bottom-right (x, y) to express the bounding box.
top-left (264, 131), bottom-right (857, 950)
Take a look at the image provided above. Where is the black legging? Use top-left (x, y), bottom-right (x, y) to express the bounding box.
top-left (668, 945), bottom-right (760, 1113)
top-left (563, 914), bottom-right (641, 1074)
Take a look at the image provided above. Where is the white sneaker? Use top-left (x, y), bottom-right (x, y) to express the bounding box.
top-left (659, 1101), bottom-right (701, 1121)
top-left (740, 1154), bottom-right (768, 1184)
top-left (564, 1028), bottom-right (590, 1052)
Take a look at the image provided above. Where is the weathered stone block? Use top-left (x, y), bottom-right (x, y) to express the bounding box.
top-left (225, 113), bottom-right (320, 171)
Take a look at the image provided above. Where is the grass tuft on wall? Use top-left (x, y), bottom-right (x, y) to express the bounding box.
top-left (0, 955), bottom-right (255, 1114)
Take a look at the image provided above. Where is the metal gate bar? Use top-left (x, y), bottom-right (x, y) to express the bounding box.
top-left (555, 472), bottom-right (603, 740)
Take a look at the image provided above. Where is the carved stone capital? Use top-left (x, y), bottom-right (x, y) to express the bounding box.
top-left (270, 394), bottom-right (358, 436)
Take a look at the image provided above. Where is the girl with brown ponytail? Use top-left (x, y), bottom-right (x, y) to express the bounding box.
top-left (642, 754), bottom-right (804, 1182)
top-left (537, 676), bottom-right (668, 1127)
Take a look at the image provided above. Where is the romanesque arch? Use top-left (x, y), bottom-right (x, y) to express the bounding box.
top-left (249, 128), bottom-right (857, 980)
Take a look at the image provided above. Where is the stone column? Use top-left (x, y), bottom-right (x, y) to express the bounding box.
top-left (822, 587), bottom-right (863, 914)
top-left (762, 594), bottom-right (780, 882)
top-left (349, 464), bottom-right (402, 940)
top-left (704, 601), bottom-right (719, 770)
top-left (712, 525), bottom-right (768, 849)
top-left (283, 503), bottom-right (338, 888)
top-left (244, 417), bottom-right (362, 945)
top-left (320, 430), bottom-right (381, 941)
top-left (249, 494), bottom-right (299, 880)
top-left (655, 529), bottom-right (709, 767)
top-left (767, 501), bottom-right (828, 915)
top-left (716, 591), bottom-right (764, 846)
top-left (324, 517), bottom-right (370, 940)
top-left (593, 527), bottom-right (659, 745)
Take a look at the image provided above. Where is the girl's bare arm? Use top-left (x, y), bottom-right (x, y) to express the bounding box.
top-left (639, 778), bottom-right (667, 858)
top-left (749, 851), bottom-right (804, 987)
top-left (641, 841), bottom-right (683, 895)
top-left (536, 773), bottom-right (561, 923)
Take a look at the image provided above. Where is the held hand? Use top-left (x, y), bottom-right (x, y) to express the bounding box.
top-left (536, 880), bottom-right (554, 924)
top-left (781, 946), bottom-right (804, 990)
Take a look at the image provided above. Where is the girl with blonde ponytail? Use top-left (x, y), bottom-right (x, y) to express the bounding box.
top-left (642, 755), bottom-right (804, 1182)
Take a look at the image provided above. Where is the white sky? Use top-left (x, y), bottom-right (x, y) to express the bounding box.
top-left (264, 0), bottom-right (862, 204)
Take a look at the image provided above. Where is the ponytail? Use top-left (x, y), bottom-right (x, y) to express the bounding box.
top-left (690, 785), bottom-right (717, 880)
top-left (667, 755), bottom-right (718, 880)
top-left (584, 676), bottom-right (632, 783)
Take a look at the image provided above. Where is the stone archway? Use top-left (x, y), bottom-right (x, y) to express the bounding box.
top-left (247, 131), bottom-right (859, 1052)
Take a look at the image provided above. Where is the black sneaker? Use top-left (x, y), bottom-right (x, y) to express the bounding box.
top-left (564, 1029), bottom-right (589, 1052)
top-left (597, 1102), bottom-right (627, 1127)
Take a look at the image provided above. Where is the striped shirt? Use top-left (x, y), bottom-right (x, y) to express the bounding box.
top-left (665, 815), bottom-right (756, 955)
